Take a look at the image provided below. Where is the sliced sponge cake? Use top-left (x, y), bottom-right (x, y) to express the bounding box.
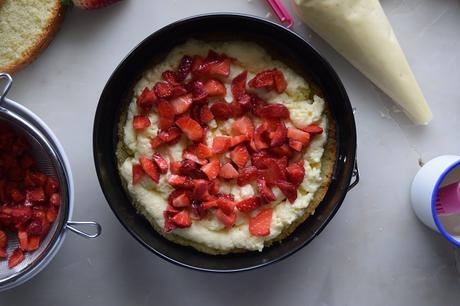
top-left (0, 0), bottom-right (66, 73)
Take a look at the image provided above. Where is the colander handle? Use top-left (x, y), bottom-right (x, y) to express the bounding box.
top-left (0, 73), bottom-right (13, 104)
top-left (66, 221), bottom-right (102, 239)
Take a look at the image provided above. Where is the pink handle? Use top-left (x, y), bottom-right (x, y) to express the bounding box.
top-left (437, 182), bottom-right (460, 215)
top-left (266, 0), bottom-right (294, 28)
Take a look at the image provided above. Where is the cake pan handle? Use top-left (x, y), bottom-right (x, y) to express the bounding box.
top-left (66, 221), bottom-right (102, 239)
top-left (0, 73), bottom-right (13, 105)
top-left (348, 159), bottom-right (359, 191)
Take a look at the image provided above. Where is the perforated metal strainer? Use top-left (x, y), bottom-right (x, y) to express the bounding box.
top-left (0, 73), bottom-right (101, 292)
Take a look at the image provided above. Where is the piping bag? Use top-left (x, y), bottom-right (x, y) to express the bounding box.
top-left (292, 0), bottom-right (433, 125)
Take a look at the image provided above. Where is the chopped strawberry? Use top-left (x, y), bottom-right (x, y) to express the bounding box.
top-left (50, 193), bottom-right (61, 206)
top-left (171, 86), bottom-right (188, 98)
top-left (139, 157), bottom-right (160, 183)
top-left (204, 79), bottom-right (226, 97)
top-left (171, 192), bottom-right (191, 208)
top-left (178, 159), bottom-right (202, 178)
top-left (300, 124), bottom-right (324, 135)
top-left (230, 100), bottom-right (244, 118)
top-left (249, 208), bottom-right (273, 236)
top-left (28, 172), bottom-right (47, 187)
top-left (248, 70), bottom-right (275, 90)
top-left (18, 230), bottom-right (28, 251)
top-left (0, 249), bottom-right (6, 258)
top-left (219, 163), bottom-right (239, 179)
top-left (0, 230), bottom-right (7, 249)
top-left (20, 154), bottom-right (35, 169)
top-left (136, 88), bottom-right (157, 113)
top-left (212, 136), bottom-right (231, 154)
top-left (236, 196), bottom-right (262, 212)
top-left (215, 208), bottom-right (236, 228)
top-left (172, 210), bottom-right (192, 228)
top-left (183, 151), bottom-right (208, 166)
top-left (258, 159), bottom-right (286, 187)
top-left (157, 99), bottom-right (175, 130)
top-left (27, 236), bottom-right (40, 251)
top-left (236, 94), bottom-right (252, 111)
top-left (45, 177), bottom-right (59, 197)
top-left (176, 117), bottom-right (204, 141)
top-left (154, 81), bottom-right (174, 98)
top-left (152, 153), bottom-right (168, 174)
top-left (27, 188), bottom-right (45, 202)
top-left (287, 128), bottom-right (310, 145)
top-left (26, 219), bottom-right (43, 235)
top-left (230, 135), bottom-right (249, 147)
top-left (231, 71), bottom-right (248, 100)
top-left (189, 81), bottom-right (208, 103)
top-left (277, 180), bottom-right (297, 203)
top-left (70, 0), bottom-right (121, 10)
top-left (286, 161), bottom-right (305, 187)
top-left (289, 139), bottom-right (304, 152)
top-left (162, 70), bottom-right (179, 86)
top-left (133, 115), bottom-right (151, 130)
top-left (10, 188), bottom-right (25, 203)
top-left (170, 94), bottom-right (193, 115)
top-left (231, 116), bottom-right (254, 136)
top-left (237, 166), bottom-right (258, 186)
top-left (190, 55), bottom-right (205, 77)
top-left (199, 105), bottom-right (214, 123)
top-left (193, 179), bottom-right (210, 200)
top-left (270, 122), bottom-right (287, 146)
top-left (132, 164), bottom-right (145, 185)
top-left (47, 207), bottom-right (58, 222)
top-left (269, 144), bottom-right (293, 159)
top-left (207, 58), bottom-right (231, 77)
top-left (272, 69), bottom-right (288, 93)
top-left (257, 177), bottom-right (276, 203)
top-left (156, 126), bottom-right (182, 145)
top-left (257, 103), bottom-right (290, 119)
top-left (201, 199), bottom-right (219, 210)
top-left (253, 124), bottom-right (269, 151)
top-left (201, 160), bottom-right (221, 180)
top-left (230, 145), bottom-right (249, 168)
top-left (170, 160), bottom-right (182, 174)
top-left (163, 206), bottom-right (179, 232)
top-left (176, 55), bottom-right (193, 82)
top-left (168, 175), bottom-right (191, 188)
top-left (8, 248), bottom-right (24, 269)
top-left (210, 101), bottom-right (232, 120)
top-left (187, 143), bottom-right (211, 160)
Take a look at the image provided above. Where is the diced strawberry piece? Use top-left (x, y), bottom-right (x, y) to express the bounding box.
top-left (176, 117), bottom-right (204, 141)
top-left (163, 206), bottom-right (179, 232)
top-left (199, 105), bottom-right (214, 124)
top-left (176, 55), bottom-right (193, 82)
top-left (157, 99), bottom-right (175, 130)
top-left (18, 231), bottom-right (28, 251)
top-left (201, 160), bottom-right (221, 180)
top-left (273, 69), bottom-right (287, 93)
top-left (20, 154), bottom-right (35, 169)
top-left (249, 207), bottom-right (273, 236)
top-left (150, 136), bottom-right (164, 149)
top-left (152, 153), bottom-right (168, 174)
top-left (253, 125), bottom-right (269, 151)
top-left (168, 175), bottom-right (193, 189)
top-left (10, 188), bottom-right (25, 203)
top-left (237, 166), bottom-right (258, 186)
top-left (269, 144), bottom-right (293, 159)
top-left (183, 151), bottom-right (208, 166)
top-left (191, 81), bottom-right (208, 102)
top-left (172, 210), bottom-right (192, 228)
top-left (170, 94), bottom-right (193, 115)
top-left (172, 192), bottom-right (191, 208)
top-left (157, 126), bottom-right (182, 144)
top-left (289, 139), bottom-right (303, 152)
top-left (230, 145), bottom-right (249, 168)
top-left (170, 160), bottom-right (181, 174)
top-left (277, 180), bottom-right (297, 203)
top-left (47, 207), bottom-right (58, 222)
top-left (204, 79), bottom-right (226, 97)
top-left (27, 188), bottom-right (45, 202)
top-left (259, 160), bottom-right (286, 187)
top-left (171, 85), bottom-right (188, 98)
top-left (210, 101), bottom-right (232, 120)
top-left (29, 172), bottom-right (47, 187)
top-left (193, 179), bottom-right (210, 200)
top-left (219, 163), bottom-right (239, 179)
top-left (50, 193), bottom-right (61, 206)
top-left (230, 135), bottom-right (249, 147)
top-left (287, 128), bottom-right (310, 145)
top-left (45, 177), bottom-right (59, 197)
top-left (231, 116), bottom-right (254, 135)
top-left (257, 103), bottom-right (290, 119)
top-left (231, 70), bottom-right (248, 100)
top-left (201, 199), bottom-right (219, 210)
top-left (0, 230), bottom-right (7, 249)
top-left (216, 197), bottom-right (235, 214)
top-left (154, 81), bottom-right (174, 98)
top-left (286, 161), bottom-right (305, 187)
top-left (179, 159), bottom-right (202, 178)
top-left (236, 93), bottom-right (252, 111)
top-left (132, 164), bottom-right (145, 185)
top-left (212, 136), bottom-right (231, 154)
top-left (162, 70), bottom-right (179, 85)
top-left (133, 115), bottom-right (151, 130)
top-left (26, 219), bottom-right (43, 235)
top-left (270, 122), bottom-right (287, 146)
top-left (208, 179), bottom-right (221, 194)
top-left (207, 58), bottom-right (231, 77)
top-left (137, 87), bottom-right (157, 113)
top-left (230, 100), bottom-right (244, 118)
top-left (300, 124), bottom-right (324, 135)
top-left (27, 236), bottom-right (40, 251)
top-left (190, 55), bottom-right (206, 77)
top-left (257, 177), bottom-right (276, 203)
top-left (8, 248), bottom-right (24, 269)
top-left (236, 196), bottom-right (262, 212)
top-left (139, 157), bottom-right (160, 183)
top-left (248, 70), bottom-right (275, 89)
top-left (0, 249), bottom-right (6, 258)
top-left (251, 151), bottom-right (269, 168)
top-left (215, 208), bottom-right (236, 228)
top-left (189, 143), bottom-right (212, 159)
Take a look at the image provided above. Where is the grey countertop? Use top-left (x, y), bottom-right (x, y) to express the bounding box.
top-left (1, 0), bottom-right (460, 305)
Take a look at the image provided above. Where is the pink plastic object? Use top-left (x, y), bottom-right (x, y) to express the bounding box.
top-left (266, 0), bottom-right (293, 28)
top-left (436, 182), bottom-right (460, 215)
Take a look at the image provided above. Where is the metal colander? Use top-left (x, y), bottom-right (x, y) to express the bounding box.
top-left (0, 73), bottom-right (101, 292)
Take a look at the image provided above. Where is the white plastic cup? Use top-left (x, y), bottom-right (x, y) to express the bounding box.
top-left (411, 155), bottom-right (460, 246)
